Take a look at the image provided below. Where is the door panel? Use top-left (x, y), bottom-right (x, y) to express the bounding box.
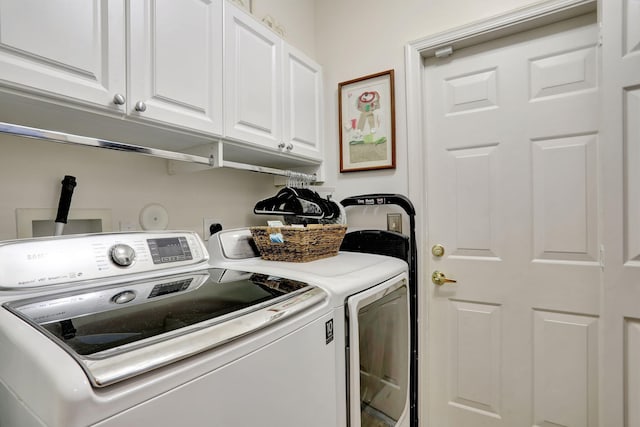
top-left (601, 0), bottom-right (640, 425)
top-left (625, 89), bottom-right (640, 263)
top-left (531, 134), bottom-right (598, 262)
top-left (448, 301), bottom-right (501, 417)
top-left (425, 13), bottom-right (599, 426)
top-left (625, 319), bottom-right (640, 426)
top-left (532, 310), bottom-right (598, 427)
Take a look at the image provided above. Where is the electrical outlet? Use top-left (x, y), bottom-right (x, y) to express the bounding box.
top-left (387, 213), bottom-right (402, 233)
top-left (203, 218), bottom-right (222, 240)
top-left (119, 220), bottom-right (138, 231)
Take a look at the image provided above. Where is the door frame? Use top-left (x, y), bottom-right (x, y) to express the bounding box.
top-left (403, 0), bottom-right (596, 425)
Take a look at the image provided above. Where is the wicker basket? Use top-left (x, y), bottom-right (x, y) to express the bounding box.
top-left (249, 224), bottom-right (347, 262)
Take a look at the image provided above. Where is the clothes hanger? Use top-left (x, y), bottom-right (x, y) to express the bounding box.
top-left (254, 172), bottom-right (335, 219)
top-left (253, 187), bottom-right (302, 216)
top-left (253, 187), bottom-right (325, 218)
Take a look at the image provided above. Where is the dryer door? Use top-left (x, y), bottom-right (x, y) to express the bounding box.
top-left (347, 274), bottom-right (410, 427)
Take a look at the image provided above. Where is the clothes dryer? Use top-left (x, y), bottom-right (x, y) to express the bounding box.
top-left (209, 228), bottom-right (411, 426)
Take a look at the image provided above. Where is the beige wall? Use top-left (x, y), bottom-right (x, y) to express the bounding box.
top-left (251, 0), bottom-right (316, 57)
top-left (0, 134), bottom-right (275, 241)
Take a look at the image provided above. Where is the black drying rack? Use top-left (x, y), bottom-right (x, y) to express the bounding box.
top-left (339, 193), bottom-right (418, 427)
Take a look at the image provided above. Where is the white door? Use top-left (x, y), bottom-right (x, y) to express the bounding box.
top-left (600, 0), bottom-right (640, 425)
top-left (425, 14), bottom-right (600, 426)
top-left (224, 3), bottom-right (282, 149)
top-left (0, 0), bottom-right (125, 110)
top-left (127, 0), bottom-right (223, 135)
top-left (282, 44), bottom-right (323, 161)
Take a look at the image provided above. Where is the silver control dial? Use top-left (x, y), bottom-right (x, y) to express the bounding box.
top-left (110, 244), bottom-right (136, 267)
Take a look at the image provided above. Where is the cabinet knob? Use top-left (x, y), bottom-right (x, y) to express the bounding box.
top-left (134, 101), bottom-right (147, 112)
top-left (278, 142), bottom-right (286, 149)
top-left (286, 143), bottom-right (293, 151)
top-left (113, 93), bottom-right (126, 105)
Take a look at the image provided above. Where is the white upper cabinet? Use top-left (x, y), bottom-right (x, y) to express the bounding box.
top-left (128, 0), bottom-right (223, 135)
top-left (224, 4), bottom-right (283, 150)
top-left (0, 0), bottom-right (323, 165)
top-left (224, 3), bottom-right (323, 161)
top-left (0, 0), bottom-right (126, 111)
top-left (283, 44), bottom-right (323, 160)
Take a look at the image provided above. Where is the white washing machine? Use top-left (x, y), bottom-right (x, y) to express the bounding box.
top-left (209, 228), bottom-right (412, 427)
top-left (0, 231), bottom-right (339, 427)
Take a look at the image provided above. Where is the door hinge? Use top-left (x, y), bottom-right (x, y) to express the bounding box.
top-left (599, 245), bottom-right (605, 269)
top-left (598, 23), bottom-right (603, 47)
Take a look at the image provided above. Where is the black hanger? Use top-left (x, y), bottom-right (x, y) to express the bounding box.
top-left (254, 187), bottom-right (325, 218)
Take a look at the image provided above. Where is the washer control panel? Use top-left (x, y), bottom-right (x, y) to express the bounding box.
top-left (0, 231), bottom-right (208, 290)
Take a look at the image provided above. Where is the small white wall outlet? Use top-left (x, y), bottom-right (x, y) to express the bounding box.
top-left (387, 213), bottom-right (402, 233)
top-left (203, 218), bottom-right (222, 241)
top-left (119, 220), bottom-right (138, 231)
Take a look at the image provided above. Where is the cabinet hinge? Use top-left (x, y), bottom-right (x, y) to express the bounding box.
top-left (599, 245), bottom-right (605, 270)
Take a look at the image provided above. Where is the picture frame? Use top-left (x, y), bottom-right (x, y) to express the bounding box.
top-left (338, 69), bottom-right (396, 172)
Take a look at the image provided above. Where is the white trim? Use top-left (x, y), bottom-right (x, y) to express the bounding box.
top-left (408, 0), bottom-right (595, 59)
top-left (403, 1), bottom-right (597, 426)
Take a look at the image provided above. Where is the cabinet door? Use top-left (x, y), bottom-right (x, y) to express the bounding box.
top-left (0, 0), bottom-right (125, 110)
top-left (283, 44), bottom-right (323, 160)
top-left (224, 4), bottom-right (282, 149)
top-left (128, 0), bottom-right (223, 135)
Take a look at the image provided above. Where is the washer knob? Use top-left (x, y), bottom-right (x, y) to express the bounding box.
top-left (110, 244), bottom-right (136, 267)
top-left (111, 290), bottom-right (136, 304)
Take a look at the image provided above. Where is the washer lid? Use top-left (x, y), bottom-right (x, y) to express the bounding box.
top-left (3, 268), bottom-right (326, 387)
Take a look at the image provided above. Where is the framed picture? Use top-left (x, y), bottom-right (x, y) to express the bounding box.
top-left (338, 69), bottom-right (396, 172)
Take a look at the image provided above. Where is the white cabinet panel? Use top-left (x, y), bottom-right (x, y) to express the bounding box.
top-left (128, 0), bottom-right (223, 135)
top-left (224, 4), bottom-right (323, 162)
top-left (224, 5), bottom-right (282, 149)
top-left (0, 0), bottom-right (125, 110)
top-left (283, 44), bottom-right (322, 159)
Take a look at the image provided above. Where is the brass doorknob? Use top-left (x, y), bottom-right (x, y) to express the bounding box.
top-left (432, 271), bottom-right (457, 286)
